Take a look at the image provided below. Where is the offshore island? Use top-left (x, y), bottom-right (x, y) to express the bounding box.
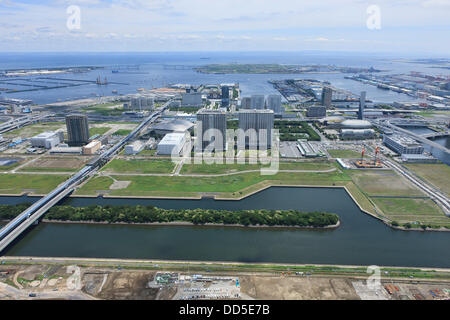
top-left (1, 58), bottom-right (449, 301)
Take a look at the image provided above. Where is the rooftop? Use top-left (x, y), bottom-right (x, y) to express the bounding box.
top-left (159, 132), bottom-right (186, 145)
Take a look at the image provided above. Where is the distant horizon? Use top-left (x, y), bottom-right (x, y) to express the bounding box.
top-left (1, 1), bottom-right (449, 54)
top-left (0, 50), bottom-right (447, 59)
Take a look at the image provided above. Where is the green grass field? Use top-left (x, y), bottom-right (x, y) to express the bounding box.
top-left (327, 149), bottom-right (362, 159)
top-left (76, 166), bottom-right (351, 197)
top-left (113, 129), bottom-right (132, 136)
top-left (89, 127), bottom-right (111, 136)
top-left (81, 103), bottom-right (124, 116)
top-left (101, 159), bottom-right (176, 174)
top-left (3, 122), bottom-right (65, 139)
top-left (348, 170), bottom-right (425, 197)
top-left (0, 160), bottom-right (25, 172)
top-left (180, 161), bottom-right (333, 174)
top-left (405, 163), bottom-right (450, 197)
top-left (0, 174), bottom-right (69, 194)
top-left (371, 197), bottom-right (450, 228)
top-left (18, 167), bottom-right (78, 173)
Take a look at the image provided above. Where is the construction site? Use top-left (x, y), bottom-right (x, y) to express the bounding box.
top-left (1, 260), bottom-right (449, 300)
top-left (336, 145), bottom-right (388, 170)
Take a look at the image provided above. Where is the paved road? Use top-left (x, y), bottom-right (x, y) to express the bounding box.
top-left (98, 167), bottom-right (337, 178)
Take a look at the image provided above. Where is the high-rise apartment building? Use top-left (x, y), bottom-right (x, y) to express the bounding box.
top-left (321, 87), bottom-right (332, 108)
top-left (250, 95), bottom-right (265, 109)
top-left (221, 86), bottom-right (230, 108)
top-left (66, 114), bottom-right (90, 146)
top-left (358, 91), bottom-right (366, 120)
top-left (240, 97), bottom-right (251, 109)
top-left (267, 94), bottom-right (283, 114)
top-left (196, 109), bottom-right (227, 152)
top-left (238, 109), bottom-right (274, 149)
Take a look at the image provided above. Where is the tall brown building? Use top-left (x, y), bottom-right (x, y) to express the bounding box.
top-left (66, 114), bottom-right (90, 146)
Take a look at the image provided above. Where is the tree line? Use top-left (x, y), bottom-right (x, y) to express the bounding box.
top-left (0, 204), bottom-right (339, 228)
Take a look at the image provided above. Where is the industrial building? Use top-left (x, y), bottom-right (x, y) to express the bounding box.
top-left (196, 109), bottom-right (227, 152)
top-left (82, 140), bottom-right (102, 155)
top-left (267, 95), bottom-right (283, 114)
top-left (124, 141), bottom-right (145, 155)
top-left (340, 129), bottom-right (375, 140)
top-left (66, 114), bottom-right (90, 146)
top-left (181, 92), bottom-right (203, 107)
top-left (238, 109), bottom-right (274, 149)
top-left (321, 87), bottom-right (332, 108)
top-left (306, 105), bottom-right (326, 118)
top-left (400, 153), bottom-right (438, 163)
top-left (296, 139), bottom-right (320, 157)
top-left (50, 147), bottom-right (82, 154)
top-left (150, 119), bottom-right (194, 135)
top-left (250, 95), bottom-right (265, 109)
top-left (240, 97), bottom-right (251, 109)
top-left (339, 119), bottom-right (372, 129)
top-left (30, 131), bottom-right (64, 149)
top-left (157, 132), bottom-right (188, 156)
top-left (383, 134), bottom-right (424, 155)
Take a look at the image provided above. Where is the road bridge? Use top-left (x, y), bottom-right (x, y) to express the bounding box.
top-left (0, 102), bottom-right (170, 253)
top-left (0, 113), bottom-right (51, 134)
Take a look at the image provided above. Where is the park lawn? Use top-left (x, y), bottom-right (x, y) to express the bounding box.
top-left (405, 163), bottom-right (450, 197)
top-left (81, 103), bottom-right (124, 116)
top-left (76, 169), bottom-right (351, 197)
top-left (19, 167), bottom-right (78, 173)
top-left (101, 159), bottom-right (176, 174)
top-left (327, 149), bottom-right (362, 159)
top-left (0, 159), bottom-right (28, 171)
top-left (180, 160), bottom-right (334, 174)
top-left (348, 170), bottom-right (425, 197)
top-left (89, 126), bottom-right (112, 136)
top-left (0, 174), bottom-right (69, 195)
top-left (113, 129), bottom-right (132, 136)
top-left (371, 197), bottom-right (450, 228)
top-left (138, 149), bottom-right (157, 156)
top-left (343, 182), bottom-right (377, 216)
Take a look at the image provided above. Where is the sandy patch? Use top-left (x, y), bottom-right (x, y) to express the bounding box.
top-left (30, 280), bottom-right (41, 287)
top-left (110, 180), bottom-right (131, 190)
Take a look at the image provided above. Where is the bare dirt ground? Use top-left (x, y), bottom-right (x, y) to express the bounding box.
top-left (240, 275), bottom-right (360, 300)
top-left (20, 156), bottom-right (89, 170)
top-left (1, 264), bottom-right (449, 300)
top-left (93, 270), bottom-right (165, 300)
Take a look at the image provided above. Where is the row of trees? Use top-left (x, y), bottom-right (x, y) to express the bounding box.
top-left (0, 204), bottom-right (339, 228)
top-left (275, 121), bottom-right (320, 141)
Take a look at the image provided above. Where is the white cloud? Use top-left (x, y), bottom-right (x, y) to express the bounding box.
top-left (0, 0), bottom-right (449, 52)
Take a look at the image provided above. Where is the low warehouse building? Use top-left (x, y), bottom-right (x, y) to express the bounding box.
top-left (30, 131), bottom-right (64, 149)
top-left (83, 140), bottom-right (102, 155)
top-left (341, 129), bottom-right (375, 140)
top-left (157, 132), bottom-right (188, 156)
top-left (124, 141), bottom-right (144, 155)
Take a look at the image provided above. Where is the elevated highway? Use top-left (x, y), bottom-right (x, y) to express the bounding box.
top-left (0, 113), bottom-right (51, 134)
top-left (384, 120), bottom-right (450, 157)
top-left (0, 102), bottom-right (170, 254)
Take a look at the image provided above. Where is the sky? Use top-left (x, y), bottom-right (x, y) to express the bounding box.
top-left (0, 0), bottom-right (449, 54)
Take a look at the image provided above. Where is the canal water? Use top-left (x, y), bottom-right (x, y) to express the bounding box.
top-left (1, 187), bottom-right (449, 267)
